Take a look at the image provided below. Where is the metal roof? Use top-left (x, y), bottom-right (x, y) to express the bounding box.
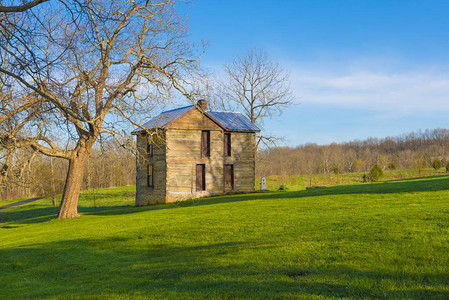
top-left (207, 111), bottom-right (260, 132)
top-left (132, 105), bottom-right (260, 133)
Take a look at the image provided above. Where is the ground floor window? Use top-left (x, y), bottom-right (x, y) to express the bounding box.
top-left (224, 164), bottom-right (234, 189)
top-left (147, 164), bottom-right (154, 188)
top-left (196, 164), bottom-right (206, 191)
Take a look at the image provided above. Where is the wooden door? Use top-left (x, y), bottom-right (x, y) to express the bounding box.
top-left (224, 164), bottom-right (234, 189)
top-left (196, 164), bottom-right (205, 191)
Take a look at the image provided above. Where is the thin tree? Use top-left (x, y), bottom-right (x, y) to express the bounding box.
top-left (0, 0), bottom-right (201, 218)
top-left (217, 48), bottom-right (293, 149)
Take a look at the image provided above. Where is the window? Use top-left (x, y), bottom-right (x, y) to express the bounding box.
top-left (201, 130), bottom-right (210, 157)
top-left (147, 143), bottom-right (153, 157)
top-left (196, 164), bottom-right (205, 191)
top-left (224, 133), bottom-right (231, 156)
top-left (147, 164), bottom-right (154, 188)
top-left (224, 164), bottom-right (234, 189)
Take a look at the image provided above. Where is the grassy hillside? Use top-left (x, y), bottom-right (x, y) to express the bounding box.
top-left (256, 168), bottom-right (447, 191)
top-left (1, 177), bottom-right (449, 299)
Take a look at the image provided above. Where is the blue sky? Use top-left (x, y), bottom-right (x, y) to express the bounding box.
top-left (182, 0), bottom-right (449, 146)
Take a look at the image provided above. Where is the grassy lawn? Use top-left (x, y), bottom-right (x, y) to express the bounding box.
top-left (1, 177), bottom-right (448, 299)
top-left (0, 197), bottom-right (36, 207)
top-left (257, 168), bottom-right (447, 191)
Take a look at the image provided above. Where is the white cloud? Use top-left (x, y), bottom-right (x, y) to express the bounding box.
top-left (290, 68), bottom-right (449, 113)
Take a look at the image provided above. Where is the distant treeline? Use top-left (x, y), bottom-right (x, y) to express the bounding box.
top-left (256, 128), bottom-right (449, 177)
top-left (1, 142), bottom-right (135, 201)
top-left (3, 128), bottom-right (449, 201)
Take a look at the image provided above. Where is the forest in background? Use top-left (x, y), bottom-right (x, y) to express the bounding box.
top-left (2, 128), bottom-right (449, 201)
top-left (0, 141), bottom-right (135, 202)
top-left (256, 128), bottom-right (449, 177)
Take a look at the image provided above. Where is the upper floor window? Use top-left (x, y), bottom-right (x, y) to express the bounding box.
top-left (147, 164), bottom-right (154, 188)
top-left (201, 130), bottom-right (210, 157)
top-left (224, 133), bottom-right (231, 156)
top-left (147, 143), bottom-right (153, 157)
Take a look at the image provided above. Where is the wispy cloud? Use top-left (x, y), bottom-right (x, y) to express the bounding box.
top-left (290, 68), bottom-right (449, 113)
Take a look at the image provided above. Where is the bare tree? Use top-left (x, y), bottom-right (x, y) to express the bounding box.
top-left (0, 0), bottom-right (200, 218)
top-left (0, 22), bottom-right (42, 191)
top-left (217, 48), bottom-right (293, 149)
top-left (0, 0), bottom-right (48, 13)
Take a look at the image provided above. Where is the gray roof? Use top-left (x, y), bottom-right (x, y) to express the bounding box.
top-left (208, 111), bottom-right (260, 132)
top-left (132, 105), bottom-right (260, 133)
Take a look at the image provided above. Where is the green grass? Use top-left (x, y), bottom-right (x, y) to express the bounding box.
top-left (0, 197), bottom-right (34, 206)
top-left (1, 177), bottom-right (449, 299)
top-left (258, 168), bottom-right (446, 191)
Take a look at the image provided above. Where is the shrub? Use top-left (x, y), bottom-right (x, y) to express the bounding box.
top-left (333, 166), bottom-right (340, 175)
top-left (350, 158), bottom-right (364, 172)
top-left (369, 163), bottom-right (383, 182)
top-left (432, 159), bottom-right (442, 171)
top-left (387, 161), bottom-right (396, 170)
top-left (278, 184), bottom-right (288, 191)
top-left (362, 173), bottom-right (368, 182)
top-left (424, 152), bottom-right (432, 167)
top-left (446, 163), bottom-right (449, 173)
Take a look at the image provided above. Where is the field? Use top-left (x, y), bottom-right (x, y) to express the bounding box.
top-left (1, 175), bottom-right (449, 299)
top-left (257, 168), bottom-right (447, 191)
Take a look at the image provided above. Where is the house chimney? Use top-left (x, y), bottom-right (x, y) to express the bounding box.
top-left (197, 99), bottom-right (208, 111)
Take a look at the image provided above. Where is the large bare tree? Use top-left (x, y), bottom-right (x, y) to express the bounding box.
top-left (0, 16), bottom-right (41, 191)
top-left (0, 0), bottom-right (48, 13)
top-left (217, 48), bottom-right (293, 149)
top-left (0, 0), bottom-right (200, 218)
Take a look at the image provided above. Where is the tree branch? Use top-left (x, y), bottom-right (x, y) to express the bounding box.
top-left (0, 0), bottom-right (48, 13)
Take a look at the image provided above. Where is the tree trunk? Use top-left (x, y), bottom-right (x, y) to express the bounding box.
top-left (57, 149), bottom-right (89, 219)
top-left (0, 151), bottom-right (13, 190)
top-left (50, 157), bottom-right (56, 207)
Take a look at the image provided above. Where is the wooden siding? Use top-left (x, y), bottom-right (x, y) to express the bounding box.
top-left (166, 108), bottom-right (223, 131)
top-left (165, 129), bottom-right (255, 202)
top-left (135, 133), bottom-right (167, 205)
top-left (165, 129), bottom-right (223, 202)
top-left (223, 132), bottom-right (256, 193)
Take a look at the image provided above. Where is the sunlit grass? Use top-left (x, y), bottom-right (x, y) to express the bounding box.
top-left (0, 197), bottom-right (33, 206)
top-left (257, 168), bottom-right (446, 191)
top-left (1, 177), bottom-right (448, 298)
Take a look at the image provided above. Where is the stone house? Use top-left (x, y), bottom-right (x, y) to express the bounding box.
top-left (131, 100), bottom-right (260, 205)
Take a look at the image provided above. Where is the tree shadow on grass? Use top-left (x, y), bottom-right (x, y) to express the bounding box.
top-left (0, 203), bottom-right (139, 225)
top-left (0, 237), bottom-right (447, 298)
top-left (3, 175), bottom-right (449, 224)
top-left (87, 175), bottom-right (449, 216)
top-left (0, 206), bottom-right (59, 225)
top-left (289, 174), bottom-right (449, 197)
